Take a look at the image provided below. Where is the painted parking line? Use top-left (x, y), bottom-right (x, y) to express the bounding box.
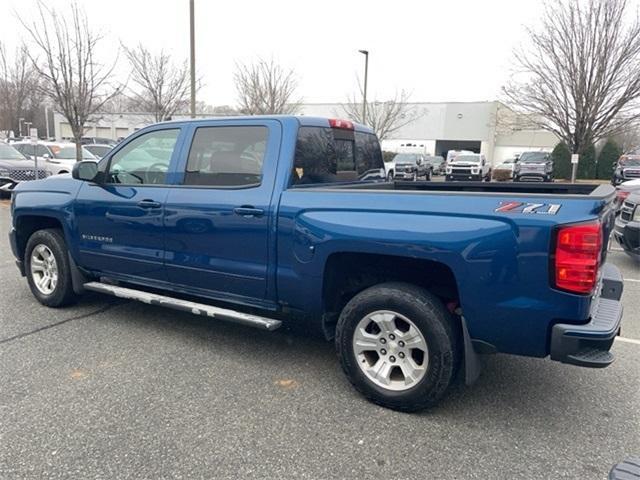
top-left (625, 278), bottom-right (640, 283)
top-left (616, 336), bottom-right (640, 346)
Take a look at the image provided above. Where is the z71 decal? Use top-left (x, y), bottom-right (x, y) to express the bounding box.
top-left (495, 201), bottom-right (561, 215)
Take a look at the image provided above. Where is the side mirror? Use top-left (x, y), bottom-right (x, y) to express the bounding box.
top-left (72, 161), bottom-right (98, 182)
top-left (43, 153), bottom-right (51, 159)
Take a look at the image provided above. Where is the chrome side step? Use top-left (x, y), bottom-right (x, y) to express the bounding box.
top-left (83, 282), bottom-right (282, 331)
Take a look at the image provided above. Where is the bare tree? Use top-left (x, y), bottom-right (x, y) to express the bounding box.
top-left (612, 125), bottom-right (640, 153)
top-left (20, 1), bottom-right (121, 160)
top-left (123, 44), bottom-right (191, 122)
top-left (503, 0), bottom-right (640, 154)
top-left (0, 42), bottom-right (43, 137)
top-left (234, 58), bottom-right (301, 115)
top-left (341, 87), bottom-right (420, 141)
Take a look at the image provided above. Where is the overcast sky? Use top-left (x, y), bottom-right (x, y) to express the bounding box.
top-left (0, 0), bottom-right (598, 108)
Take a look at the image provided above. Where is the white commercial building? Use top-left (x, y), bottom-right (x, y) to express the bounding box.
top-left (299, 101), bottom-right (558, 166)
top-left (53, 101), bottom-right (557, 165)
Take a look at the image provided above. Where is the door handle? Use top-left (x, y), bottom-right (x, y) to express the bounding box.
top-left (137, 199), bottom-right (161, 209)
top-left (233, 206), bottom-right (264, 217)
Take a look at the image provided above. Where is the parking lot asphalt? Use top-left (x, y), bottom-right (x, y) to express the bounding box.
top-left (0, 199), bottom-right (638, 480)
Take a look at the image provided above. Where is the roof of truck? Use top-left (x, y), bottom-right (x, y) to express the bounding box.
top-left (157, 115), bottom-right (375, 134)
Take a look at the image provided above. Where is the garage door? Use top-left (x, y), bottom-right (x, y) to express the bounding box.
top-left (96, 127), bottom-right (112, 138)
top-left (116, 128), bottom-right (130, 139)
top-left (60, 122), bottom-right (73, 139)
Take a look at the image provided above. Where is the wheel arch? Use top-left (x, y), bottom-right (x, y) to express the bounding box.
top-left (14, 215), bottom-right (65, 262)
top-left (321, 252), bottom-right (461, 333)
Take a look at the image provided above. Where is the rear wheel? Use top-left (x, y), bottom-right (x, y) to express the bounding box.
top-left (25, 229), bottom-right (76, 307)
top-left (336, 282), bottom-right (458, 412)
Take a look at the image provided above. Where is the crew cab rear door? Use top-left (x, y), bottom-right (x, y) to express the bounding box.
top-left (163, 119), bottom-right (282, 307)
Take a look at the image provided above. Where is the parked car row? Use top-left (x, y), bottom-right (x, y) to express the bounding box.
top-left (0, 139), bottom-right (114, 196)
top-left (612, 154), bottom-right (640, 186)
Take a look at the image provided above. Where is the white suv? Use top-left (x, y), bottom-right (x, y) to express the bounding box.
top-left (12, 142), bottom-right (97, 175)
top-left (445, 153), bottom-right (491, 182)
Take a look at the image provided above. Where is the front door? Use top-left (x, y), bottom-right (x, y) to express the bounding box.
top-left (163, 120), bottom-right (281, 305)
top-left (74, 127), bottom-right (183, 282)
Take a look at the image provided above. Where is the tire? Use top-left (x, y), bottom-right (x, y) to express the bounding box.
top-left (336, 282), bottom-right (458, 412)
top-left (426, 168), bottom-right (433, 181)
top-left (387, 171), bottom-right (394, 182)
top-left (25, 229), bottom-right (76, 307)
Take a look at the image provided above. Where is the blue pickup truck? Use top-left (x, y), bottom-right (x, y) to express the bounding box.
top-left (8, 116), bottom-right (624, 411)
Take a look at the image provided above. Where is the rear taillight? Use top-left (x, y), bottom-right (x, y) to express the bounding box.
top-left (329, 118), bottom-right (354, 130)
top-left (553, 222), bottom-right (602, 294)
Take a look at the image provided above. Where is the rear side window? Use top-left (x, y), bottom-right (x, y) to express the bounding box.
top-left (184, 126), bottom-right (268, 187)
top-left (292, 126), bottom-right (384, 186)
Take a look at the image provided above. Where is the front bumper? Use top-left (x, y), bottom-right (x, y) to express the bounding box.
top-left (614, 216), bottom-right (640, 258)
top-left (550, 263), bottom-right (623, 368)
top-left (515, 173), bottom-right (550, 182)
top-left (8, 228), bottom-right (25, 276)
top-left (446, 173), bottom-right (481, 181)
top-left (0, 177), bottom-right (18, 192)
top-left (394, 171), bottom-right (416, 180)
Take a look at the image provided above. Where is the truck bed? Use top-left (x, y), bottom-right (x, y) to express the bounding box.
top-left (315, 180), bottom-right (613, 197)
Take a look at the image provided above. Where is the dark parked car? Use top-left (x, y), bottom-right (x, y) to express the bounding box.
top-left (0, 143), bottom-right (49, 196)
top-left (612, 155), bottom-right (640, 186)
top-left (424, 155), bottom-right (445, 175)
top-left (392, 153), bottom-right (431, 180)
top-left (513, 151), bottom-right (553, 182)
top-left (614, 192), bottom-right (640, 260)
top-left (80, 136), bottom-right (117, 146)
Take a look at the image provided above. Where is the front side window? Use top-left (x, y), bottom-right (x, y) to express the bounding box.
top-left (292, 127), bottom-right (384, 186)
top-left (184, 126), bottom-right (267, 187)
top-left (107, 129), bottom-right (180, 185)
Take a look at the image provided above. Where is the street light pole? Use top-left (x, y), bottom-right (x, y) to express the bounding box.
top-left (358, 50), bottom-right (369, 124)
top-left (189, 0), bottom-right (196, 118)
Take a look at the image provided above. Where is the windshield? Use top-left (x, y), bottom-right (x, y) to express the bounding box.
top-left (519, 152), bottom-right (549, 163)
top-left (53, 146), bottom-right (97, 160)
top-left (0, 143), bottom-right (28, 160)
top-left (452, 155), bottom-right (480, 164)
top-left (620, 158), bottom-right (640, 166)
top-left (393, 154), bottom-right (418, 164)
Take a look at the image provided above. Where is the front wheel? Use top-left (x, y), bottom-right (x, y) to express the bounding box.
top-left (25, 229), bottom-right (77, 307)
top-left (336, 282), bottom-right (459, 412)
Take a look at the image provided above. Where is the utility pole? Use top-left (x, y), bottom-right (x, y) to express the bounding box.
top-left (358, 50), bottom-right (369, 124)
top-left (189, 0), bottom-right (196, 118)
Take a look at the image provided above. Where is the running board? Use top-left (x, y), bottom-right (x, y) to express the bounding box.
top-left (83, 282), bottom-right (282, 331)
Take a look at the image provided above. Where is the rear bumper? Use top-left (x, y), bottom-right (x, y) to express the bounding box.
top-left (550, 263), bottom-right (623, 368)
